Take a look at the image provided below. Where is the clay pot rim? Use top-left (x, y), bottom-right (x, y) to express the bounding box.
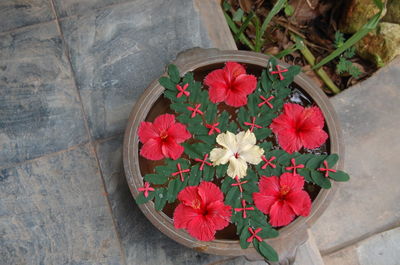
top-left (123, 49), bottom-right (344, 257)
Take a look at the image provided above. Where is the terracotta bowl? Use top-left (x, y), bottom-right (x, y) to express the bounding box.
top-left (123, 49), bottom-right (344, 263)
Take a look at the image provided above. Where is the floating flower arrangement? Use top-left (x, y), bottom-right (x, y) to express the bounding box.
top-left (134, 59), bottom-right (350, 262)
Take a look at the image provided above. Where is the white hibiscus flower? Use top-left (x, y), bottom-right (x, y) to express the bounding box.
top-left (210, 130), bottom-right (264, 179)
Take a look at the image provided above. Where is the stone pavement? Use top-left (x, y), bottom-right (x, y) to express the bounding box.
top-left (1, 0), bottom-right (400, 264)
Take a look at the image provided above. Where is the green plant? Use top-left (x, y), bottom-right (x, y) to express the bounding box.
top-left (312, 0), bottom-right (385, 69)
top-left (334, 32), bottom-right (361, 78)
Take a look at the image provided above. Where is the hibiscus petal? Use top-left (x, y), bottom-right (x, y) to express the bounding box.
top-left (269, 201), bottom-right (296, 227)
top-left (253, 192), bottom-right (277, 215)
top-left (301, 106), bottom-right (325, 129)
top-left (299, 128), bottom-right (328, 150)
top-left (279, 173), bottom-right (304, 192)
top-left (285, 190), bottom-right (312, 216)
top-left (232, 74), bottom-right (257, 95)
top-left (177, 186), bottom-right (200, 207)
top-left (224, 61), bottom-right (246, 79)
top-left (198, 182), bottom-right (224, 205)
top-left (140, 138), bottom-right (164, 160)
top-left (283, 103), bottom-right (304, 121)
top-left (210, 147), bottom-right (232, 165)
top-left (275, 129), bottom-right (303, 154)
top-left (205, 201), bottom-right (232, 230)
top-left (227, 157), bottom-right (248, 179)
top-left (167, 122), bottom-right (191, 143)
top-left (240, 145), bottom-right (264, 165)
top-left (153, 113), bottom-right (175, 133)
top-left (187, 215), bottom-right (216, 241)
top-left (161, 139), bottom-right (184, 160)
top-left (138, 121), bottom-right (159, 143)
top-left (204, 69), bottom-right (228, 103)
top-left (173, 204), bottom-right (201, 229)
top-left (216, 131), bottom-right (238, 151)
top-left (225, 91), bottom-right (248, 107)
top-left (236, 130), bottom-right (256, 147)
top-left (258, 176), bottom-right (280, 195)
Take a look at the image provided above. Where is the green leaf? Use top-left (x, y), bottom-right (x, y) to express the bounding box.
top-left (168, 64), bottom-right (180, 83)
top-left (260, 70), bottom-right (271, 92)
top-left (233, 8), bottom-right (244, 22)
top-left (218, 111), bottom-right (230, 132)
top-left (239, 226), bottom-right (251, 249)
top-left (254, 241), bottom-right (279, 262)
top-left (311, 170), bottom-right (331, 189)
top-left (284, 4), bottom-right (294, 16)
top-left (205, 103), bottom-right (218, 123)
top-left (188, 165), bottom-right (201, 186)
top-left (254, 128), bottom-right (271, 141)
top-left (167, 178), bottom-right (181, 203)
top-left (247, 93), bottom-right (258, 116)
top-left (325, 154), bottom-right (339, 168)
top-left (154, 188), bottom-right (168, 211)
top-left (298, 168), bottom-right (312, 182)
top-left (306, 155), bottom-right (328, 169)
top-left (201, 165), bottom-right (215, 181)
top-left (225, 186), bottom-right (241, 206)
top-left (329, 170), bottom-right (350, 182)
top-left (144, 173), bottom-right (168, 185)
top-left (221, 177), bottom-right (235, 193)
top-left (227, 121), bottom-right (238, 133)
top-left (216, 164), bottom-right (228, 179)
top-left (237, 107), bottom-right (248, 129)
top-left (222, 0), bottom-right (231, 11)
top-left (135, 191), bottom-right (155, 204)
top-left (182, 142), bottom-right (210, 159)
top-left (170, 102), bottom-right (190, 114)
top-left (159, 76), bottom-right (176, 90)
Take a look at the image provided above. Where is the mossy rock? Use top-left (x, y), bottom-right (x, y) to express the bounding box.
top-left (356, 22), bottom-right (400, 67)
top-left (339, 0), bottom-right (387, 34)
top-left (382, 0), bottom-right (400, 24)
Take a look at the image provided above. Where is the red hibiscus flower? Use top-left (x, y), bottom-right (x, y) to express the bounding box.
top-left (173, 181), bottom-right (232, 241)
top-left (253, 173), bottom-right (311, 227)
top-left (270, 103), bottom-right (328, 153)
top-left (138, 113), bottom-right (191, 160)
top-left (204, 61), bottom-right (257, 107)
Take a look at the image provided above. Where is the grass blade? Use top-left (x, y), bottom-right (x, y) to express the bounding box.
top-left (235, 12), bottom-right (255, 41)
top-left (224, 11), bottom-right (255, 50)
top-left (260, 0), bottom-right (287, 37)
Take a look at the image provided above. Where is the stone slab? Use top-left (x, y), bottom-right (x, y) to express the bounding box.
top-left (0, 0), bottom-right (55, 32)
top-left (324, 227), bottom-right (400, 265)
top-left (0, 22), bottom-right (88, 166)
top-left (95, 136), bottom-right (229, 265)
top-left (60, 0), bottom-right (212, 140)
top-left (311, 57), bottom-right (400, 253)
top-left (53, 0), bottom-right (129, 18)
top-left (0, 144), bottom-right (123, 265)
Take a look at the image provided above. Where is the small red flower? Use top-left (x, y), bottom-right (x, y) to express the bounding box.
top-left (138, 113), bottom-right (191, 160)
top-left (270, 103), bottom-right (328, 153)
top-left (173, 181), bottom-right (232, 241)
top-left (204, 62), bottom-right (257, 107)
top-left (253, 173), bottom-right (312, 227)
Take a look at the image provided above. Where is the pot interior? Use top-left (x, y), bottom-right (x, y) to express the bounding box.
top-left (138, 62), bottom-right (329, 240)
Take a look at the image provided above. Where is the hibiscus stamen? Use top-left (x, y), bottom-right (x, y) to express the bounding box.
top-left (279, 185), bottom-right (291, 197)
top-left (261, 156), bottom-right (276, 169)
top-left (270, 65), bottom-right (288, 80)
top-left (205, 122), bottom-right (221, 135)
top-left (176, 83), bottom-right (190, 98)
top-left (138, 182), bottom-right (155, 198)
top-left (258, 95), bottom-right (274, 109)
top-left (285, 158), bottom-right (304, 176)
top-left (234, 200), bottom-right (254, 218)
top-left (160, 131), bottom-right (168, 141)
top-left (247, 227), bottom-right (263, 242)
top-left (234, 152), bottom-right (240, 159)
top-left (172, 163), bottom-right (190, 182)
top-left (244, 117), bottom-right (262, 132)
top-left (318, 160), bottom-right (337, 177)
top-left (231, 176), bottom-right (248, 193)
top-left (194, 154), bottom-right (212, 171)
top-left (187, 104), bottom-right (204, 118)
